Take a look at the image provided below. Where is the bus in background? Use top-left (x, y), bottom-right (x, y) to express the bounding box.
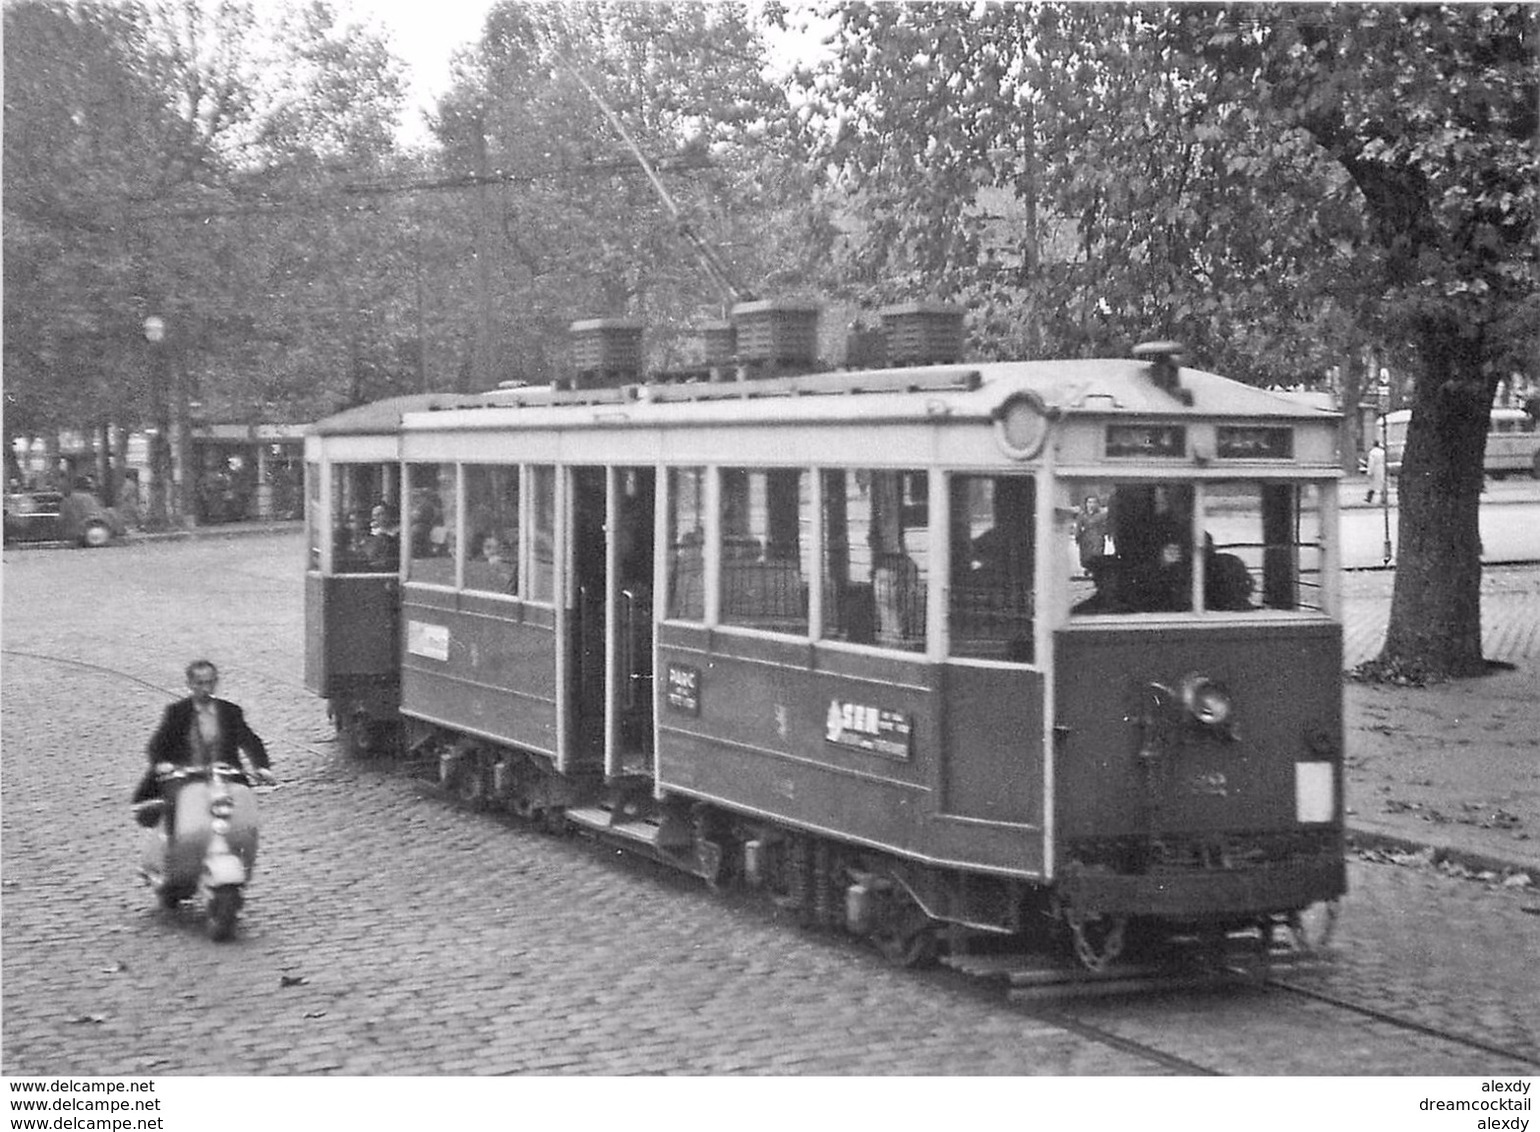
top-left (1382, 407), bottom-right (1540, 480)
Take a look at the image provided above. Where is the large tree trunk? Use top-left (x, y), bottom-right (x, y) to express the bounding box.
top-left (1377, 317), bottom-right (1493, 678)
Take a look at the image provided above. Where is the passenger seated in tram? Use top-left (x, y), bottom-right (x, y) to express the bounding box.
top-left (1204, 541), bottom-right (1256, 610)
top-left (408, 492), bottom-right (443, 558)
top-left (951, 522), bottom-right (1034, 656)
top-left (1072, 554), bottom-right (1128, 614)
top-left (1072, 537), bottom-right (1254, 614)
top-left (467, 532), bottom-right (517, 592)
top-left (335, 509), bottom-right (372, 572)
top-left (364, 503), bottom-right (400, 571)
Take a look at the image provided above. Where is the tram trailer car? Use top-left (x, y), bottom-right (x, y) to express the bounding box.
top-left (304, 333), bottom-right (1346, 967)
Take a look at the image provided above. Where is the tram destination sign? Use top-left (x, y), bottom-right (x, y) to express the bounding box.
top-left (1105, 423), bottom-right (1186, 458)
top-left (1217, 425), bottom-right (1294, 459)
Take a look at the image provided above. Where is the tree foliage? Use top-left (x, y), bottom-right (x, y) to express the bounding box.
top-left (421, 0), bottom-right (833, 383)
top-left (803, 1), bottom-right (1535, 677)
top-left (798, 2), bottom-right (1376, 381)
top-left (5, 0), bottom-right (1533, 679)
top-left (3, 0), bottom-right (172, 446)
top-left (1188, 3), bottom-right (1537, 677)
top-left (3, 0), bottom-right (412, 465)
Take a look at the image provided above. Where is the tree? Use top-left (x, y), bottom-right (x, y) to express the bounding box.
top-left (5, 0), bottom-right (415, 505)
top-left (798, 2), bottom-right (1369, 379)
top-left (803, 2), bottom-right (1537, 678)
top-left (3, 0), bottom-right (178, 500)
top-left (420, 0), bottom-right (833, 384)
top-left (1188, 4), bottom-right (1538, 678)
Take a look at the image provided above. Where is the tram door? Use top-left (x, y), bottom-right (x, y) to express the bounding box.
top-left (570, 469), bottom-right (608, 767)
top-left (567, 467), bottom-right (655, 777)
top-left (611, 468), bottom-right (656, 775)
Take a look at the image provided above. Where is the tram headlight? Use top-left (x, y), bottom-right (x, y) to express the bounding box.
top-left (1180, 674), bottom-right (1232, 728)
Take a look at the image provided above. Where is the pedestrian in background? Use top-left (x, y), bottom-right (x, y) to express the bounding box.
top-left (1074, 494), bottom-right (1109, 571)
top-left (1366, 440), bottom-right (1387, 503)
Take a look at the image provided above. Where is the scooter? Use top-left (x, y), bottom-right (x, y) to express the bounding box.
top-left (135, 762), bottom-right (260, 941)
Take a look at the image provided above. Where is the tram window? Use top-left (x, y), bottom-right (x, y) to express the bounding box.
top-left (1205, 482), bottom-right (1326, 613)
top-left (406, 463), bottom-right (456, 585)
top-left (720, 468), bottom-right (810, 634)
top-left (305, 462), bottom-right (321, 570)
top-left (330, 462), bottom-right (393, 574)
top-left (1066, 481), bottom-right (1323, 615)
top-left (1067, 483), bottom-right (1196, 613)
top-left (823, 469), bottom-right (927, 652)
top-left (949, 474), bottom-right (1034, 661)
top-left (463, 465), bottom-right (519, 595)
top-left (665, 467), bottom-right (706, 621)
top-left (528, 465), bottom-right (557, 603)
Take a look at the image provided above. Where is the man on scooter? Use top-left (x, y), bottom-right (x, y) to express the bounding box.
top-left (132, 660), bottom-right (277, 826)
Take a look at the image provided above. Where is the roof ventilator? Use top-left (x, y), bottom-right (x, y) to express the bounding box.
top-left (881, 302), bottom-right (966, 368)
top-left (1132, 340), bottom-right (1193, 406)
top-left (569, 319), bottom-right (645, 391)
top-left (731, 299), bottom-right (821, 380)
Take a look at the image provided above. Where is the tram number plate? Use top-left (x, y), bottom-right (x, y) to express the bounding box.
top-left (665, 664), bottom-right (700, 716)
top-left (826, 699), bottom-right (912, 759)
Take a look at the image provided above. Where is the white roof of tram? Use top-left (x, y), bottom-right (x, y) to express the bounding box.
top-left (351, 359), bottom-right (1338, 437)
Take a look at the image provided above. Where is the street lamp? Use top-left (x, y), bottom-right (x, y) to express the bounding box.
top-left (143, 315), bottom-right (171, 526)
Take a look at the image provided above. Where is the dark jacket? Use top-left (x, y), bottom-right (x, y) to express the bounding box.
top-left (132, 697), bottom-right (268, 804)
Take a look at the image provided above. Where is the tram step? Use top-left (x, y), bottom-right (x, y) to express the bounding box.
top-left (1007, 971), bottom-right (1226, 1001)
top-left (565, 806), bottom-right (670, 850)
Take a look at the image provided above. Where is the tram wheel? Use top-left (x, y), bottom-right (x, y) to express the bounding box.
top-left (453, 766), bottom-right (488, 808)
top-left (871, 899), bottom-right (939, 969)
top-left (694, 838), bottom-right (728, 890)
top-left (334, 708), bottom-right (375, 759)
top-left (507, 794), bottom-right (538, 822)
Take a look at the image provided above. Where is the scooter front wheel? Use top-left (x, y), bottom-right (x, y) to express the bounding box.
top-left (206, 887), bottom-right (242, 941)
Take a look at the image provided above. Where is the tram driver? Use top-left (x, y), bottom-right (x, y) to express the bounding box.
top-left (1072, 485), bottom-right (1254, 614)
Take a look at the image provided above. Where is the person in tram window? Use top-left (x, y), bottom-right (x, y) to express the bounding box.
top-left (365, 503), bottom-right (401, 570)
top-left (1072, 555), bottom-right (1126, 614)
top-left (471, 532), bottom-right (517, 591)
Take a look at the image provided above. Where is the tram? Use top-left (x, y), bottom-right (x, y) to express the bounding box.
top-left (303, 304), bottom-right (1346, 968)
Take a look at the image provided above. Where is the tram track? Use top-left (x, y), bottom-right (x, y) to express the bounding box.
top-left (10, 647), bottom-right (1534, 1075)
top-left (1248, 969), bottom-right (1540, 1070)
top-left (362, 760), bottom-right (1540, 1076)
top-left (937, 945), bottom-right (1540, 1075)
top-left (0, 647), bottom-right (310, 699)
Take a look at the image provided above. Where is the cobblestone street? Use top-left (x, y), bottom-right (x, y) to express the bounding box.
top-left (3, 534), bottom-right (1536, 1076)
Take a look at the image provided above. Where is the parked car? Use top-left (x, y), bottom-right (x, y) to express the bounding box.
top-left (2, 490), bottom-right (124, 548)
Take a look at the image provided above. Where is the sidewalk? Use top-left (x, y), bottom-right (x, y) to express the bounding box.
top-left (122, 520), bottom-right (1540, 885)
top-left (1343, 565), bottom-right (1540, 885)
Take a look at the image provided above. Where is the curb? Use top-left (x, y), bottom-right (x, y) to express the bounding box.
top-left (1346, 827), bottom-right (1537, 886)
top-left (125, 522), bottom-right (303, 544)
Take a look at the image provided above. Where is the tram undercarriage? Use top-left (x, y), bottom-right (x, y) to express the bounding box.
top-left (352, 716), bottom-right (1335, 973)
